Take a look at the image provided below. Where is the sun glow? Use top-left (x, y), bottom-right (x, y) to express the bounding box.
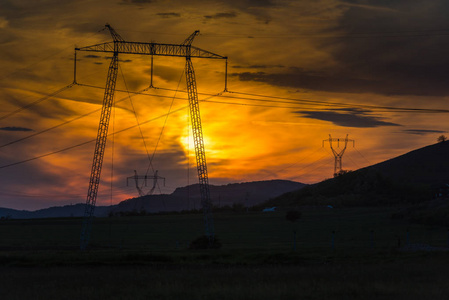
top-left (179, 131), bottom-right (223, 158)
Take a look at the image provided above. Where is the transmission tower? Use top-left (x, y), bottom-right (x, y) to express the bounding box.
top-left (127, 170), bottom-right (165, 197)
top-left (78, 24), bottom-right (226, 250)
top-left (323, 134), bottom-right (355, 177)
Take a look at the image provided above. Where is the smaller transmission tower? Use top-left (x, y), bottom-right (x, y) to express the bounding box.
top-left (126, 170), bottom-right (165, 197)
top-left (323, 134), bottom-right (355, 177)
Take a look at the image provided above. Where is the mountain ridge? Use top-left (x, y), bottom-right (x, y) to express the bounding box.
top-left (0, 179), bottom-right (305, 219)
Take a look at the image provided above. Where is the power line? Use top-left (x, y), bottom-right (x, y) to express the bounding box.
top-left (74, 82), bottom-right (449, 114)
top-left (0, 84), bottom-right (74, 122)
top-left (289, 149), bottom-right (334, 180)
top-left (132, 85), bottom-right (449, 114)
top-left (145, 71), bottom-right (185, 177)
top-left (1, 73), bottom-right (448, 170)
top-left (354, 146), bottom-right (373, 166)
top-left (118, 28), bottom-right (449, 39)
top-left (226, 90), bottom-right (449, 114)
top-left (0, 139), bottom-right (94, 169)
top-left (3, 79), bottom-right (448, 156)
top-left (0, 84), bottom-right (147, 149)
top-left (273, 147), bottom-right (324, 175)
top-left (83, 83), bottom-right (449, 114)
top-left (3, 82), bottom-right (448, 153)
top-left (0, 105), bottom-right (188, 170)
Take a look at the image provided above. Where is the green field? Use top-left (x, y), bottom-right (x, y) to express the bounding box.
top-left (1, 207), bottom-right (449, 299)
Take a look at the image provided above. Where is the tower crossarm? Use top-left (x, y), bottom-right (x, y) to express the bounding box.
top-left (76, 42), bottom-right (227, 59)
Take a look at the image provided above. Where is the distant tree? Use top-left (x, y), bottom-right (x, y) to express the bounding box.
top-left (334, 169), bottom-right (352, 177)
top-left (232, 203), bottom-right (245, 212)
top-left (437, 135), bottom-right (447, 143)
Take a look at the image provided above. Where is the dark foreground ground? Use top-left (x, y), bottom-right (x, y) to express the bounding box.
top-left (2, 256), bottom-right (449, 300)
top-left (1, 207), bottom-right (448, 299)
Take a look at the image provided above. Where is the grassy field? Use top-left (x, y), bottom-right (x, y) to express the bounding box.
top-left (1, 207), bottom-right (449, 299)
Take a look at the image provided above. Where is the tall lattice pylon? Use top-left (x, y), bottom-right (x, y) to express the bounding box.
top-left (77, 25), bottom-right (226, 250)
top-left (323, 134), bottom-right (355, 177)
top-left (80, 25), bottom-right (122, 250)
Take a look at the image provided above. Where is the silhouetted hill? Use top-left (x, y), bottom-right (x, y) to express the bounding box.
top-left (114, 180), bottom-right (306, 213)
top-left (0, 204), bottom-right (112, 219)
top-left (370, 141), bottom-right (449, 186)
top-left (266, 142), bottom-right (449, 208)
top-left (0, 180), bottom-right (305, 219)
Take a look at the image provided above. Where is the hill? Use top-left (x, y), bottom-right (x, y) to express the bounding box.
top-left (113, 179), bottom-right (306, 213)
top-left (370, 141), bottom-right (449, 186)
top-left (0, 204), bottom-right (112, 220)
top-left (266, 142), bottom-right (449, 208)
top-left (0, 180), bottom-right (305, 219)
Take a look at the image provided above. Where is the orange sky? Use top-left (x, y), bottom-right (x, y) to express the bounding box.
top-left (1, 0), bottom-right (449, 210)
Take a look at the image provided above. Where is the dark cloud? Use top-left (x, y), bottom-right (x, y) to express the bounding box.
top-left (221, 0), bottom-right (275, 23)
top-left (156, 12), bottom-right (181, 18)
top-left (294, 109), bottom-right (400, 128)
top-left (0, 126), bottom-right (33, 132)
top-left (325, 0), bottom-right (449, 96)
top-left (233, 70), bottom-right (387, 94)
top-left (232, 64), bottom-right (284, 69)
top-left (104, 56), bottom-right (132, 63)
top-left (84, 55), bottom-right (101, 59)
top-left (230, 1), bottom-right (449, 96)
top-left (233, 62), bottom-right (449, 96)
top-left (216, 0), bottom-right (275, 8)
top-left (402, 129), bottom-right (446, 135)
top-left (204, 12), bottom-right (237, 19)
top-left (120, 0), bottom-right (153, 4)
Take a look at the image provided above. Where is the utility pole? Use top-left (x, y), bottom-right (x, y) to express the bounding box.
top-left (323, 134), bottom-right (355, 177)
top-left (77, 24), bottom-right (226, 250)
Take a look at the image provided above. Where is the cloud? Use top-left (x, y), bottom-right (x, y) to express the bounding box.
top-left (84, 55), bottom-right (102, 59)
top-left (224, 0), bottom-right (449, 97)
top-left (402, 129), bottom-right (446, 135)
top-left (232, 64), bottom-right (285, 69)
top-left (0, 16), bottom-right (8, 28)
top-left (294, 109), bottom-right (400, 128)
top-left (340, 2), bottom-right (399, 13)
top-left (214, 0), bottom-right (275, 8)
top-left (325, 0), bottom-right (449, 96)
top-left (120, 0), bottom-right (153, 4)
top-left (104, 56), bottom-right (132, 63)
top-left (204, 11), bottom-right (238, 19)
top-left (326, 54), bottom-right (449, 96)
top-left (156, 12), bottom-right (181, 18)
top-left (234, 63), bottom-right (449, 96)
top-left (233, 70), bottom-right (385, 94)
top-left (0, 126), bottom-right (33, 132)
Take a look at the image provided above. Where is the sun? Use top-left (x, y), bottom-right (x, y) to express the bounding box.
top-left (179, 131), bottom-right (223, 159)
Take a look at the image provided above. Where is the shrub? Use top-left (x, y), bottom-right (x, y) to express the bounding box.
top-left (285, 210), bottom-right (301, 222)
top-left (189, 235), bottom-right (222, 250)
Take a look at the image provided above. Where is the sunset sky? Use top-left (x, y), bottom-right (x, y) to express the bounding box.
top-left (1, 0), bottom-right (449, 210)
